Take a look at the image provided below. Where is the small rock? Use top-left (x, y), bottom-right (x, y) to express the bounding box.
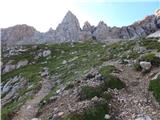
top-left (62, 60), bottom-right (67, 64)
top-left (56, 89), bottom-right (61, 94)
top-left (58, 112), bottom-right (64, 116)
top-left (49, 96), bottom-right (57, 101)
top-left (104, 114), bottom-right (111, 119)
top-left (40, 68), bottom-right (49, 77)
top-left (16, 60), bottom-right (28, 69)
top-left (91, 96), bottom-right (99, 101)
top-left (152, 72), bottom-right (160, 80)
top-left (31, 118), bottom-right (39, 120)
top-left (42, 50), bottom-right (51, 57)
top-left (135, 115), bottom-right (152, 120)
top-left (26, 105), bottom-right (32, 110)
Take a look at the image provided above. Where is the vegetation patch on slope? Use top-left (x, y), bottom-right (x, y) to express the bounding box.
top-left (149, 75), bottom-right (160, 103)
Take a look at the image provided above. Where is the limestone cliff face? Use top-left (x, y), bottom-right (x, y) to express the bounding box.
top-left (55, 11), bottom-right (81, 42)
top-left (1, 9), bottom-right (160, 45)
top-left (1, 24), bottom-right (36, 44)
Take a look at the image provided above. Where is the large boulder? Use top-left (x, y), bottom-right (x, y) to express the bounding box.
top-left (140, 61), bottom-right (152, 71)
top-left (16, 60), bottom-right (28, 69)
top-left (2, 64), bottom-right (16, 74)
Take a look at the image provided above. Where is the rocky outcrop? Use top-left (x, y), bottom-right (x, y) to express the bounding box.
top-left (55, 11), bottom-right (81, 42)
top-left (93, 21), bottom-right (111, 40)
top-left (1, 24), bottom-right (45, 45)
top-left (43, 28), bottom-right (56, 43)
top-left (83, 21), bottom-right (95, 33)
top-left (1, 9), bottom-right (160, 45)
top-left (147, 30), bottom-right (160, 38)
top-left (1, 24), bottom-right (36, 44)
top-left (119, 15), bottom-right (159, 39)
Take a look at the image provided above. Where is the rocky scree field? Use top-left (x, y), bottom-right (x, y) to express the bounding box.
top-left (1, 38), bottom-right (160, 120)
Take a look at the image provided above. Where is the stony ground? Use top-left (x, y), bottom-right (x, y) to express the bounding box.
top-left (106, 61), bottom-right (160, 120)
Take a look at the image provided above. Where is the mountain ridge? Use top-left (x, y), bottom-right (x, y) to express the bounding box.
top-left (1, 9), bottom-right (160, 45)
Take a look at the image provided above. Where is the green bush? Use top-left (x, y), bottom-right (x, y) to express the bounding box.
top-left (79, 75), bottom-right (125, 101)
top-left (79, 85), bottom-right (102, 100)
top-left (140, 38), bottom-right (160, 52)
top-left (140, 53), bottom-right (160, 67)
top-left (63, 102), bottom-right (108, 120)
top-left (149, 75), bottom-right (160, 103)
top-left (103, 75), bottom-right (125, 90)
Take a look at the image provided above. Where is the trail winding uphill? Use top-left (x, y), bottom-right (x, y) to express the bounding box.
top-left (12, 78), bottom-right (53, 120)
top-left (105, 61), bottom-right (160, 120)
top-left (12, 61), bottom-right (160, 120)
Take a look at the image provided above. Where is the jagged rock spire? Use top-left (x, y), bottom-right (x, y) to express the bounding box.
top-left (55, 10), bottom-right (81, 42)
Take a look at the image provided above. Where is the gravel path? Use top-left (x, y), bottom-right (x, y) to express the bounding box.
top-left (12, 78), bottom-right (52, 120)
top-left (106, 62), bottom-right (160, 120)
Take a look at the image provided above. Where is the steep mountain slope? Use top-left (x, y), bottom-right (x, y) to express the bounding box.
top-left (1, 9), bottom-right (160, 45)
top-left (1, 38), bottom-right (160, 120)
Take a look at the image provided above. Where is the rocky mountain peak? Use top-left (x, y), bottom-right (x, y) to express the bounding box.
top-left (83, 21), bottom-right (91, 30)
top-left (55, 10), bottom-right (81, 42)
top-left (48, 27), bottom-right (54, 32)
top-left (97, 21), bottom-right (107, 27)
top-left (155, 9), bottom-right (160, 17)
top-left (60, 10), bottom-right (80, 26)
top-left (1, 9), bottom-right (160, 45)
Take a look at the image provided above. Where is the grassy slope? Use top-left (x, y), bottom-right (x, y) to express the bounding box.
top-left (1, 38), bottom-right (160, 120)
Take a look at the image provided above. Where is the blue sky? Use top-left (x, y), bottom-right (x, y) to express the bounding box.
top-left (0, 0), bottom-right (160, 32)
top-left (76, 1), bottom-right (160, 27)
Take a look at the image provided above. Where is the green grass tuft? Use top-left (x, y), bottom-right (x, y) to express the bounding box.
top-left (63, 102), bottom-right (108, 120)
top-left (149, 75), bottom-right (160, 103)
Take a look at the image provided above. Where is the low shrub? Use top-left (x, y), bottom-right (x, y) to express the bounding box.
top-left (79, 85), bottom-right (102, 100)
top-left (63, 102), bottom-right (108, 120)
top-left (79, 75), bottom-right (125, 101)
top-left (140, 53), bottom-right (160, 67)
top-left (103, 74), bottom-right (125, 90)
top-left (149, 75), bottom-right (160, 103)
top-left (140, 38), bottom-right (160, 52)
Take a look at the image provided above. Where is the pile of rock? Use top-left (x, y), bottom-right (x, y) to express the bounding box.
top-left (36, 50), bottom-right (51, 58)
top-left (2, 59), bottom-right (29, 74)
top-left (1, 76), bottom-right (27, 107)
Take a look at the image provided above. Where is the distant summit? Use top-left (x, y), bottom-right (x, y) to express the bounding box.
top-left (55, 10), bottom-right (81, 42)
top-left (1, 9), bottom-right (160, 45)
